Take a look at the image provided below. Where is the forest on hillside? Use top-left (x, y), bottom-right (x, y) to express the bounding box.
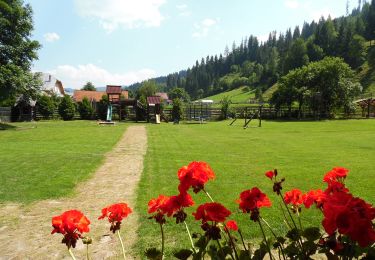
top-left (129, 0), bottom-right (375, 102)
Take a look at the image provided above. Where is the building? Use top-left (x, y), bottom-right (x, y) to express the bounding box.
top-left (39, 73), bottom-right (65, 97)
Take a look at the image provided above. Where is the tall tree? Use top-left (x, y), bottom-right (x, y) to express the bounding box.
top-left (81, 82), bottom-right (96, 91)
top-left (0, 0), bottom-right (41, 105)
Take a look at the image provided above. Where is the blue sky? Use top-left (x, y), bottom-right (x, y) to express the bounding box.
top-left (26, 0), bottom-right (350, 89)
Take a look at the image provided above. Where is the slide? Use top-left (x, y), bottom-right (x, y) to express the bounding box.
top-left (106, 104), bottom-right (113, 122)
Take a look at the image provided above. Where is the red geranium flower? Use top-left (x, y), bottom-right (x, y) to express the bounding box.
top-left (193, 202), bottom-right (231, 223)
top-left (265, 170), bottom-right (275, 180)
top-left (284, 189), bottom-right (305, 207)
top-left (148, 194), bottom-right (170, 214)
top-left (98, 203), bottom-right (132, 233)
top-left (163, 192), bottom-right (194, 217)
top-left (237, 187), bottom-right (271, 213)
top-left (322, 192), bottom-right (375, 247)
top-left (323, 167), bottom-right (349, 183)
top-left (303, 189), bottom-right (326, 209)
top-left (225, 220), bottom-right (238, 231)
top-left (178, 161), bottom-right (215, 193)
top-left (51, 210), bottom-right (90, 248)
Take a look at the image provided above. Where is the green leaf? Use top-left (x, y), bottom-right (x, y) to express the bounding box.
top-left (286, 228), bottom-right (301, 241)
top-left (173, 249), bottom-right (193, 260)
top-left (145, 248), bottom-right (162, 260)
top-left (302, 227), bottom-right (321, 241)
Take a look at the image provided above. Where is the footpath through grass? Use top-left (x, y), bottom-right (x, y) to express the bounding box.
top-left (0, 121), bottom-right (127, 204)
top-left (136, 120), bottom-right (375, 256)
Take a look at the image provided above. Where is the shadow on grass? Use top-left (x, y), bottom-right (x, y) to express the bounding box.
top-left (0, 123), bottom-right (17, 130)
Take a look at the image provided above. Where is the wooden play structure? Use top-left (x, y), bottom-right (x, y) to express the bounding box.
top-left (355, 96), bottom-right (375, 118)
top-left (99, 85), bottom-right (147, 124)
top-left (186, 100), bottom-right (213, 123)
top-left (229, 106), bottom-right (263, 129)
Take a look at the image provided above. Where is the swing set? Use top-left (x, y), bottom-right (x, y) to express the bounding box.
top-left (229, 106), bottom-right (263, 129)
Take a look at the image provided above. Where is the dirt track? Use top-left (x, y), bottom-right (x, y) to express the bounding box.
top-left (0, 125), bottom-right (147, 259)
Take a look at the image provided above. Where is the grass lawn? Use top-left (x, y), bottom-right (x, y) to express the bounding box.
top-left (136, 119), bottom-right (375, 256)
top-left (0, 120), bottom-right (127, 204)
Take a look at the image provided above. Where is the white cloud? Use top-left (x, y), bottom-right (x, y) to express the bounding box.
top-left (176, 3), bottom-right (191, 17)
top-left (192, 18), bottom-right (218, 38)
top-left (44, 32), bottom-right (60, 42)
top-left (49, 64), bottom-right (157, 89)
top-left (284, 0), bottom-right (299, 9)
top-left (74, 0), bottom-right (166, 33)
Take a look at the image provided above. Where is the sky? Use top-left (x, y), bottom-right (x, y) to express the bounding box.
top-left (26, 0), bottom-right (350, 89)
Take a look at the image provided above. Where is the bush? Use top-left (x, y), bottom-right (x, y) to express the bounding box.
top-left (78, 97), bottom-right (94, 120)
top-left (220, 96), bottom-right (231, 120)
top-left (58, 95), bottom-right (76, 120)
top-left (36, 95), bottom-right (55, 119)
top-left (97, 95), bottom-right (109, 121)
top-left (172, 98), bottom-right (184, 122)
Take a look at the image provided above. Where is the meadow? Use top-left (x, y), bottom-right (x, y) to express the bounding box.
top-left (136, 119), bottom-right (375, 256)
top-left (0, 121), bottom-right (127, 203)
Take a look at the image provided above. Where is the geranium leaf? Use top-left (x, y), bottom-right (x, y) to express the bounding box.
top-left (302, 227), bottom-right (321, 241)
top-left (145, 248), bottom-right (162, 260)
top-left (173, 249), bottom-right (193, 260)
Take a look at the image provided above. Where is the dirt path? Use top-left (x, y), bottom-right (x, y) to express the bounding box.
top-left (0, 125), bottom-right (147, 259)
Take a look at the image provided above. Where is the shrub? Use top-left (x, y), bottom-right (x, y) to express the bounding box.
top-left (172, 98), bottom-right (184, 122)
top-left (97, 95), bottom-right (109, 121)
top-left (37, 95), bottom-right (55, 119)
top-left (220, 96), bottom-right (231, 120)
top-left (58, 95), bottom-right (76, 121)
top-left (78, 97), bottom-right (94, 120)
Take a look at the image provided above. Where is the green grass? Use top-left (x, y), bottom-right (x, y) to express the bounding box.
top-left (136, 120), bottom-right (375, 256)
top-left (202, 86), bottom-right (255, 103)
top-left (0, 120), bottom-right (127, 204)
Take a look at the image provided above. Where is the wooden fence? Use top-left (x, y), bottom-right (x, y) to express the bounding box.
top-left (0, 107), bottom-right (11, 122)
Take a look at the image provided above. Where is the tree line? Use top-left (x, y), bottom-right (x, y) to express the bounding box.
top-left (129, 0), bottom-right (375, 102)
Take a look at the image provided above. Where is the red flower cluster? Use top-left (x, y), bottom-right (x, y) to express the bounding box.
top-left (193, 202), bottom-right (231, 223)
top-left (322, 191), bottom-right (375, 247)
top-left (323, 167), bottom-right (349, 194)
top-left (51, 210), bottom-right (90, 248)
top-left (237, 187), bottom-right (271, 213)
top-left (284, 189), bottom-right (304, 207)
top-left (148, 193), bottom-right (194, 223)
top-left (178, 161), bottom-right (215, 193)
top-left (303, 189), bottom-right (326, 209)
top-left (98, 203), bottom-right (132, 233)
top-left (225, 220), bottom-right (238, 231)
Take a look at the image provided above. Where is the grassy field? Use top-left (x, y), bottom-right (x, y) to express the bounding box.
top-left (202, 86), bottom-right (255, 103)
top-left (0, 121), bottom-right (127, 203)
top-left (136, 120), bottom-right (375, 256)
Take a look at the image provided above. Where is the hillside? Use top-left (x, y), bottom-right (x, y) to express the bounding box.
top-left (202, 86), bottom-right (255, 103)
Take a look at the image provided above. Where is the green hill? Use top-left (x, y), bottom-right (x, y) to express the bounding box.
top-left (202, 86), bottom-right (255, 103)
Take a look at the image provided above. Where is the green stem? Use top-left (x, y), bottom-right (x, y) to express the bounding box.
top-left (216, 239), bottom-right (235, 260)
top-left (297, 210), bottom-right (303, 231)
top-left (117, 230), bottom-right (127, 260)
top-left (224, 226), bottom-right (240, 260)
top-left (68, 248), bottom-right (77, 260)
top-left (258, 220), bottom-right (273, 260)
top-left (86, 244), bottom-right (90, 260)
top-left (203, 189), bottom-right (214, 202)
top-left (160, 223), bottom-right (165, 259)
top-left (238, 229), bottom-right (251, 258)
top-left (279, 193), bottom-right (306, 257)
top-left (261, 218), bottom-right (286, 260)
top-left (184, 221), bottom-right (197, 254)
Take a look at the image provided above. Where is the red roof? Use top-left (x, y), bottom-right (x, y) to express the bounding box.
top-left (106, 85), bottom-right (122, 94)
top-left (73, 90), bottom-right (106, 102)
top-left (147, 96), bottom-right (161, 105)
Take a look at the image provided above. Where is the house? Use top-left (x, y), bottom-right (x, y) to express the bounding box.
top-left (73, 90), bottom-right (106, 103)
top-left (39, 73), bottom-right (65, 97)
top-left (155, 92), bottom-right (172, 105)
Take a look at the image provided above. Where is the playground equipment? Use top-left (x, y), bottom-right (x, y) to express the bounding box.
top-left (186, 100), bottom-right (213, 123)
top-left (229, 106), bottom-right (262, 129)
top-left (106, 104), bottom-right (113, 121)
